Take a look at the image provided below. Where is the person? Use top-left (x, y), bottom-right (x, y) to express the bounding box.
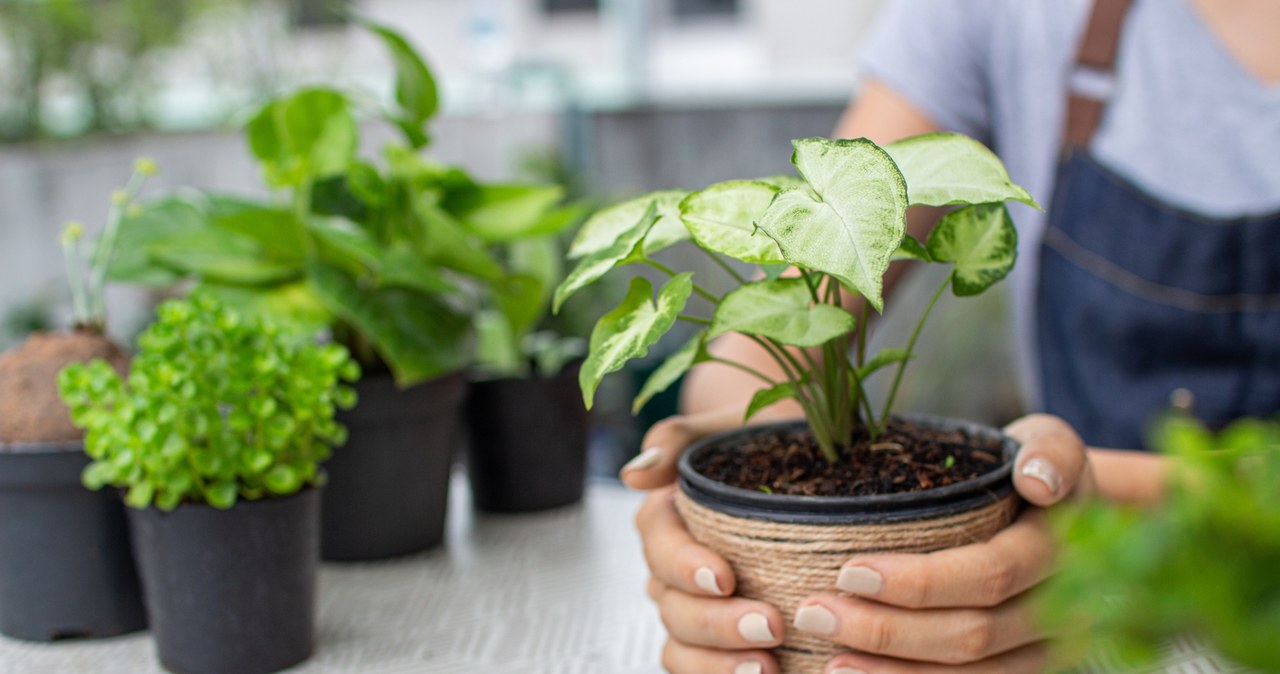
top-left (621, 0), bottom-right (1280, 672)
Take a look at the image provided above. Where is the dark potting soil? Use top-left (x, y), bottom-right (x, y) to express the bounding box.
top-left (693, 417), bottom-right (1005, 497)
top-left (0, 330), bottom-right (130, 444)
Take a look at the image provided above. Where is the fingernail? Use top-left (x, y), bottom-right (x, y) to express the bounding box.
top-left (831, 668), bottom-right (867, 674)
top-left (734, 662), bottom-right (763, 674)
top-left (622, 447), bottom-right (663, 473)
top-left (737, 612), bottom-right (776, 643)
top-left (1021, 457), bottom-right (1061, 496)
top-left (836, 565), bottom-right (883, 595)
top-left (695, 566), bottom-right (724, 595)
top-left (794, 603), bottom-right (837, 635)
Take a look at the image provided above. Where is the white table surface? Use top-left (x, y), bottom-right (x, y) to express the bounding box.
top-left (0, 475), bottom-right (1250, 674)
top-left (0, 475), bottom-right (668, 674)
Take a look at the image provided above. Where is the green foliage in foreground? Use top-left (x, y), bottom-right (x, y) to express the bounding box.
top-left (555, 132), bottom-right (1038, 461)
top-left (57, 293), bottom-right (361, 511)
top-left (1039, 416), bottom-right (1280, 671)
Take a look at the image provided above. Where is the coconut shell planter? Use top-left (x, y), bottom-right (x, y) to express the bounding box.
top-left (553, 132), bottom-right (1039, 671)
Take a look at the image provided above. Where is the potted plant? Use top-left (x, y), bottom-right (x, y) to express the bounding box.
top-left (1039, 414), bottom-right (1280, 672)
top-left (553, 133), bottom-right (1039, 671)
top-left (464, 205), bottom-right (594, 512)
top-left (57, 291), bottom-right (358, 674)
top-left (117, 22), bottom-right (568, 558)
top-left (0, 163), bottom-right (152, 642)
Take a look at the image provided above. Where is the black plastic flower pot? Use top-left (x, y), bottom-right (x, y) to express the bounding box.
top-left (127, 488), bottom-right (319, 674)
top-left (0, 441), bottom-right (147, 642)
top-left (464, 362), bottom-right (589, 513)
top-left (678, 414), bottom-right (1019, 525)
top-left (321, 372), bottom-right (467, 561)
top-left (675, 414), bottom-right (1022, 673)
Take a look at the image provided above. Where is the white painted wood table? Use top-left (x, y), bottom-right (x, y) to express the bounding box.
top-left (0, 475), bottom-right (667, 674)
top-left (0, 475), bottom-right (1250, 674)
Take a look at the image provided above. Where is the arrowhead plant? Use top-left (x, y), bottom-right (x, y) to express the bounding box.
top-left (554, 133), bottom-right (1037, 463)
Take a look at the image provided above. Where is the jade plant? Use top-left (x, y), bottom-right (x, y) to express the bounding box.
top-left (108, 21), bottom-right (575, 387)
top-left (57, 293), bottom-right (360, 510)
top-left (1038, 414), bottom-right (1280, 670)
top-left (553, 134), bottom-right (1038, 462)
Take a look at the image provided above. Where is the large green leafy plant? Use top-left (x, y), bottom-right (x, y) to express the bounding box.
top-left (554, 134), bottom-right (1037, 462)
top-left (57, 292), bottom-right (360, 511)
top-left (112, 21), bottom-right (577, 387)
top-left (1038, 415), bottom-right (1280, 671)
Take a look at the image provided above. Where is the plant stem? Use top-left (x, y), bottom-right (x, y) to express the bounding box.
top-left (677, 314), bottom-right (711, 325)
top-left (879, 273), bottom-right (952, 429)
top-left (798, 268), bottom-right (822, 304)
top-left (708, 356), bottom-right (778, 387)
top-left (643, 259), bottom-right (720, 304)
top-left (62, 238), bottom-right (90, 327)
top-left (700, 247), bottom-right (748, 285)
top-left (87, 170), bottom-right (147, 327)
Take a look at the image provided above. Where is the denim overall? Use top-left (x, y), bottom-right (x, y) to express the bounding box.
top-left (1037, 0), bottom-right (1280, 450)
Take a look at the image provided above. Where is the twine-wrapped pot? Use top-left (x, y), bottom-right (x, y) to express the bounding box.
top-left (675, 416), bottom-right (1023, 673)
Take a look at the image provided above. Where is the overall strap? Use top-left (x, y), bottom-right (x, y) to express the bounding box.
top-left (1064, 0), bottom-right (1135, 149)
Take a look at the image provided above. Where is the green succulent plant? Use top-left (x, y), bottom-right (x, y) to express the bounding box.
top-left (57, 292), bottom-right (361, 511)
top-left (554, 133), bottom-right (1038, 462)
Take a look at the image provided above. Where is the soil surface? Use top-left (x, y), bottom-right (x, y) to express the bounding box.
top-left (693, 417), bottom-right (1005, 497)
top-left (0, 330), bottom-right (130, 445)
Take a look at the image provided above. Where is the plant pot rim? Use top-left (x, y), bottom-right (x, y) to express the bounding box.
top-left (677, 413), bottom-right (1018, 525)
top-left (0, 439), bottom-right (83, 455)
top-left (130, 484), bottom-right (323, 517)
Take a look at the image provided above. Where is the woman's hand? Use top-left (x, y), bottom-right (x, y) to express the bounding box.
top-left (625, 413), bottom-right (1094, 674)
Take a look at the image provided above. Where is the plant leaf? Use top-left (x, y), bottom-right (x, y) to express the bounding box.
top-left (309, 261), bottom-right (470, 387)
top-left (885, 132), bottom-right (1039, 208)
top-left (379, 248), bottom-right (456, 295)
top-left (415, 202), bottom-right (505, 282)
top-left (108, 197), bottom-right (206, 285)
top-left (198, 282), bottom-right (331, 339)
top-left (446, 183), bottom-right (564, 242)
top-left (147, 229), bottom-right (301, 286)
top-left (680, 180), bottom-right (786, 264)
top-left (744, 382), bottom-right (796, 423)
top-left (205, 196), bottom-right (307, 265)
top-left (855, 347), bottom-right (912, 380)
top-left (568, 190), bottom-right (686, 259)
top-left (246, 88), bottom-right (356, 188)
top-left (553, 200), bottom-right (660, 313)
top-left (580, 274), bottom-right (693, 409)
top-left (363, 20), bottom-right (438, 148)
top-left (926, 203), bottom-right (1018, 296)
top-left (709, 277), bottom-right (856, 348)
top-left (756, 138), bottom-right (908, 311)
top-left (892, 233), bottom-right (932, 262)
top-left (632, 331), bottom-right (707, 414)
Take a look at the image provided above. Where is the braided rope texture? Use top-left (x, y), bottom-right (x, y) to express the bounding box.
top-left (675, 489), bottom-right (1023, 673)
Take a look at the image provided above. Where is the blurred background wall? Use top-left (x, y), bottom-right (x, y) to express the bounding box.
top-left (0, 0), bottom-right (1023, 471)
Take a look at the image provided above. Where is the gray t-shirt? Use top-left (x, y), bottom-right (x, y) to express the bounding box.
top-left (859, 0), bottom-right (1280, 408)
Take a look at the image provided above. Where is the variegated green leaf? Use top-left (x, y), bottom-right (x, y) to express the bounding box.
top-left (632, 331), bottom-right (707, 414)
top-left (709, 277), bottom-right (855, 347)
top-left (744, 381), bottom-right (797, 423)
top-left (679, 181), bottom-right (785, 264)
top-left (553, 201), bottom-right (660, 313)
top-left (756, 138), bottom-right (908, 311)
top-left (885, 132), bottom-right (1039, 209)
top-left (568, 190), bottom-right (687, 259)
top-left (892, 233), bottom-right (932, 262)
top-left (926, 203), bottom-right (1018, 296)
top-left (580, 274), bottom-right (694, 409)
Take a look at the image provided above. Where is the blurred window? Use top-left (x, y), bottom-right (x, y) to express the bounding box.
top-left (292, 0), bottom-right (350, 28)
top-left (542, 0), bottom-right (600, 13)
top-left (672, 0), bottom-right (738, 19)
